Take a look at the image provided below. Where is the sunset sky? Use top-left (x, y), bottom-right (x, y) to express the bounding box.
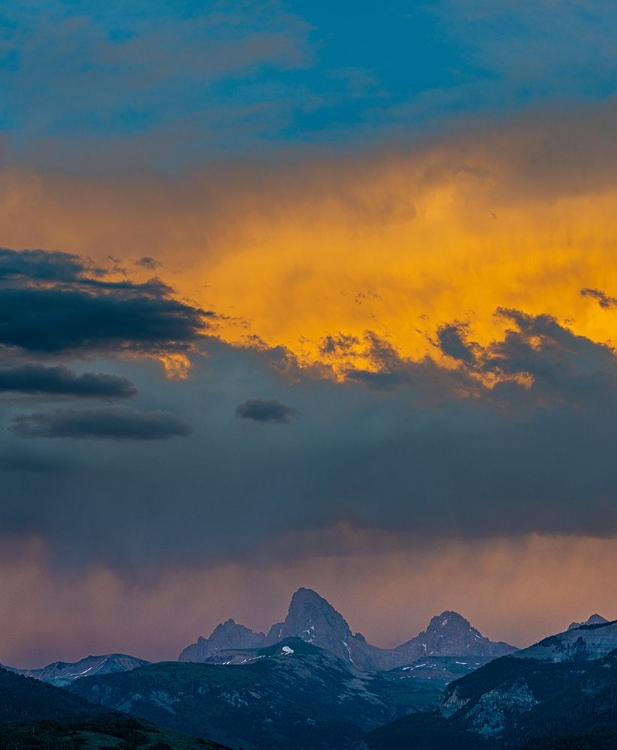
top-left (2, 0), bottom-right (617, 668)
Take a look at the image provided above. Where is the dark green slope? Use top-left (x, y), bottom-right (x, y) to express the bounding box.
top-left (0, 715), bottom-right (232, 750)
top-left (0, 666), bottom-right (229, 749)
top-left (520, 736), bottom-right (617, 750)
top-left (0, 665), bottom-right (112, 724)
top-left (69, 638), bottom-right (412, 750)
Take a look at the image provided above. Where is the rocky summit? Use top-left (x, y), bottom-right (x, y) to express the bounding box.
top-left (179, 619), bottom-right (266, 662)
top-left (266, 587), bottom-right (353, 649)
top-left (389, 611), bottom-right (516, 664)
top-left (264, 587), bottom-right (388, 669)
top-left (568, 613), bottom-right (609, 630)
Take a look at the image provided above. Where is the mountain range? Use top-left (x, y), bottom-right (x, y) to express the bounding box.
top-left (179, 587), bottom-right (516, 672)
top-left (2, 588), bottom-right (611, 750)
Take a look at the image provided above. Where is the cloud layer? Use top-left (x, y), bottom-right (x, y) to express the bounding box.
top-left (1, 279), bottom-right (616, 576)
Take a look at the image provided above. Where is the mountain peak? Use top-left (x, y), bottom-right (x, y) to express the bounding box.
top-left (394, 611), bottom-right (516, 661)
top-left (273, 588), bottom-right (352, 641)
top-left (568, 613), bottom-right (609, 630)
top-left (179, 619), bottom-right (266, 662)
top-left (264, 587), bottom-right (357, 665)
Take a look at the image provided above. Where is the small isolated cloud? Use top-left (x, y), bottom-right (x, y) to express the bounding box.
top-left (135, 256), bottom-right (162, 270)
top-left (0, 365), bottom-right (136, 398)
top-left (235, 398), bottom-right (297, 424)
top-left (580, 287), bottom-right (617, 309)
top-left (10, 406), bottom-right (192, 441)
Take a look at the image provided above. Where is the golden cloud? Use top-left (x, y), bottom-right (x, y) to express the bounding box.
top-left (3, 102), bottom-right (617, 374)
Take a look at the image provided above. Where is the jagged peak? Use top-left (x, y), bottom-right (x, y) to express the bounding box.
top-left (568, 613), bottom-right (609, 630)
top-left (212, 618), bottom-right (238, 632)
top-left (269, 587), bottom-right (353, 646)
top-left (208, 618), bottom-right (262, 639)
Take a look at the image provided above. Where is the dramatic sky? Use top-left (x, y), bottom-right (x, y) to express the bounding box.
top-left (2, 0), bottom-right (617, 667)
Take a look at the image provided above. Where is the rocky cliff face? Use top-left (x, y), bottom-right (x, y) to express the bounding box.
top-left (265, 588), bottom-right (388, 670)
top-left (513, 619), bottom-right (617, 662)
top-left (266, 588), bottom-right (352, 648)
top-left (179, 619), bottom-right (266, 662)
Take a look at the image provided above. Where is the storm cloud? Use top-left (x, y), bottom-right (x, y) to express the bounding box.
top-left (10, 406), bottom-right (191, 441)
top-left (235, 398), bottom-right (298, 424)
top-left (0, 248), bottom-right (212, 357)
top-left (0, 307), bottom-right (616, 575)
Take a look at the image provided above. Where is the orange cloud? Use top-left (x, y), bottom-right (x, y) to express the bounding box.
top-left (3, 103), bottom-right (617, 373)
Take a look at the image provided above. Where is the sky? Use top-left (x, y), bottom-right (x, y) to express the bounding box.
top-left (2, 0), bottom-right (617, 667)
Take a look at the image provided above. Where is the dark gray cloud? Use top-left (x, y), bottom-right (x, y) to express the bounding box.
top-left (0, 365), bottom-right (136, 398)
top-left (345, 331), bottom-right (472, 396)
top-left (580, 287), bottom-right (617, 309)
top-left (10, 407), bottom-right (191, 441)
top-left (345, 332), bottom-right (414, 389)
top-left (0, 248), bottom-right (212, 356)
top-left (436, 322), bottom-right (477, 364)
top-left (0, 248), bottom-right (94, 283)
top-left (235, 398), bottom-right (297, 424)
top-left (480, 308), bottom-right (617, 408)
